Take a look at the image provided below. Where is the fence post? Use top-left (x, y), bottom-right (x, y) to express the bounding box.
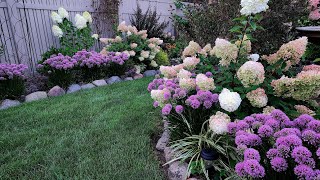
top-left (5, 0), bottom-right (33, 71)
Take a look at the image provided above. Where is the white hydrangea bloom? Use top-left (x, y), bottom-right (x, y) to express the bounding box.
top-left (75, 14), bottom-right (87, 29)
top-left (51, 12), bottom-right (62, 23)
top-left (82, 11), bottom-right (92, 24)
top-left (52, 25), bottom-right (63, 37)
top-left (218, 88), bottom-right (242, 112)
top-left (58, 7), bottom-right (69, 19)
top-left (91, 34), bottom-right (99, 39)
top-left (240, 0), bottom-right (269, 16)
top-left (150, 60), bottom-right (158, 67)
top-left (249, 54), bottom-right (260, 61)
top-left (209, 111), bottom-right (231, 135)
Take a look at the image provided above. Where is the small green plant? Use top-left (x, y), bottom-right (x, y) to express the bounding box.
top-left (155, 50), bottom-right (170, 66)
top-left (130, 4), bottom-right (169, 38)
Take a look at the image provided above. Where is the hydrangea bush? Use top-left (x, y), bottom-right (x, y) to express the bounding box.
top-left (100, 21), bottom-right (165, 73)
top-left (229, 109), bottom-right (320, 179)
top-left (0, 63), bottom-right (28, 99)
top-left (51, 7), bottom-right (96, 54)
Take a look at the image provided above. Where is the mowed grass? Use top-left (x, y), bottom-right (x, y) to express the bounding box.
top-left (0, 77), bottom-right (164, 180)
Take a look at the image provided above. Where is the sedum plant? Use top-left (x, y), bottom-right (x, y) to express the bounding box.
top-left (0, 63), bottom-right (28, 99)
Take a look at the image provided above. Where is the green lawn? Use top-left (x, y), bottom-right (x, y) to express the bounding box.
top-left (0, 78), bottom-right (164, 179)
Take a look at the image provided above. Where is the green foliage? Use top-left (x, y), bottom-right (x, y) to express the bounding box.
top-left (41, 13), bottom-right (96, 61)
top-left (166, 121), bottom-right (240, 179)
top-left (165, 37), bottom-right (189, 59)
top-left (47, 69), bottom-right (74, 88)
top-left (0, 77), bottom-right (164, 179)
top-left (130, 4), bottom-right (169, 38)
top-left (173, 0), bottom-right (308, 54)
top-left (0, 77), bottom-right (25, 99)
top-left (155, 50), bottom-right (170, 66)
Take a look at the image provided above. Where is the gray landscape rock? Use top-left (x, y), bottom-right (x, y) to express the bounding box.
top-left (133, 74), bottom-right (143, 79)
top-left (0, 99), bottom-right (21, 110)
top-left (92, 79), bottom-right (107, 87)
top-left (124, 77), bottom-right (133, 81)
top-left (81, 83), bottom-right (95, 90)
top-left (106, 76), bottom-right (122, 84)
top-left (67, 84), bottom-right (81, 93)
top-left (164, 146), bottom-right (174, 162)
top-left (25, 91), bottom-right (48, 102)
top-left (156, 130), bottom-right (170, 152)
top-left (143, 70), bottom-right (157, 77)
top-left (168, 161), bottom-right (188, 180)
top-left (48, 86), bottom-right (65, 97)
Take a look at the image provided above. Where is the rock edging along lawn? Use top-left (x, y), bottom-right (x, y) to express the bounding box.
top-left (155, 119), bottom-right (202, 180)
top-left (0, 70), bottom-right (159, 110)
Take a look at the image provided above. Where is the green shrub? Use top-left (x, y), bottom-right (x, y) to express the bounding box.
top-left (155, 51), bottom-right (170, 66)
top-left (0, 77), bottom-right (25, 99)
top-left (173, 0), bottom-right (308, 54)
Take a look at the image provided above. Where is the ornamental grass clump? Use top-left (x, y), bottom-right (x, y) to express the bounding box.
top-left (229, 109), bottom-right (320, 179)
top-left (100, 21), bottom-right (165, 73)
top-left (0, 63), bottom-right (28, 99)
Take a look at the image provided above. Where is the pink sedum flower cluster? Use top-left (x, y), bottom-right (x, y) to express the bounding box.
top-left (246, 88), bottom-right (268, 108)
top-left (0, 63), bottom-right (28, 81)
top-left (237, 61), bottom-right (265, 88)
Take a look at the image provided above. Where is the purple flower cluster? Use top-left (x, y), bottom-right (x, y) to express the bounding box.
top-left (73, 50), bottom-right (109, 68)
top-left (106, 52), bottom-right (129, 65)
top-left (185, 90), bottom-right (218, 109)
top-left (230, 110), bottom-right (320, 179)
top-left (40, 53), bottom-right (77, 70)
top-left (0, 63), bottom-right (28, 80)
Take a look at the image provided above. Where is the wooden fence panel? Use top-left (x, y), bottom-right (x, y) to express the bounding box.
top-left (0, 0), bottom-right (113, 72)
top-left (0, 0), bottom-right (176, 72)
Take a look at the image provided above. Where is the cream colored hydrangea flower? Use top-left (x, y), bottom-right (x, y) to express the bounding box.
top-left (182, 41), bottom-right (201, 57)
top-left (209, 111), bottom-right (231, 135)
top-left (52, 25), bottom-right (63, 37)
top-left (91, 34), bottom-right (99, 39)
top-left (179, 78), bottom-right (196, 91)
top-left (219, 88), bottom-right (242, 112)
top-left (82, 11), bottom-right (92, 24)
top-left (237, 61), bottom-right (265, 88)
top-left (151, 88), bottom-right (171, 107)
top-left (51, 12), bottom-right (62, 23)
top-left (294, 105), bottom-right (316, 116)
top-left (263, 106), bottom-right (276, 114)
top-left (246, 88), bottom-right (268, 108)
top-left (150, 60), bottom-right (158, 68)
top-left (75, 14), bottom-right (87, 29)
top-left (58, 7), bottom-right (69, 19)
top-left (182, 57), bottom-right (200, 70)
top-left (210, 38), bottom-right (239, 67)
top-left (196, 74), bottom-right (216, 91)
top-left (177, 69), bottom-right (192, 79)
top-left (141, 50), bottom-right (150, 59)
top-left (240, 0), bottom-right (269, 16)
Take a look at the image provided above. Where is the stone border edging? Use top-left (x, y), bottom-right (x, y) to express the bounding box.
top-left (0, 70), bottom-right (158, 110)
